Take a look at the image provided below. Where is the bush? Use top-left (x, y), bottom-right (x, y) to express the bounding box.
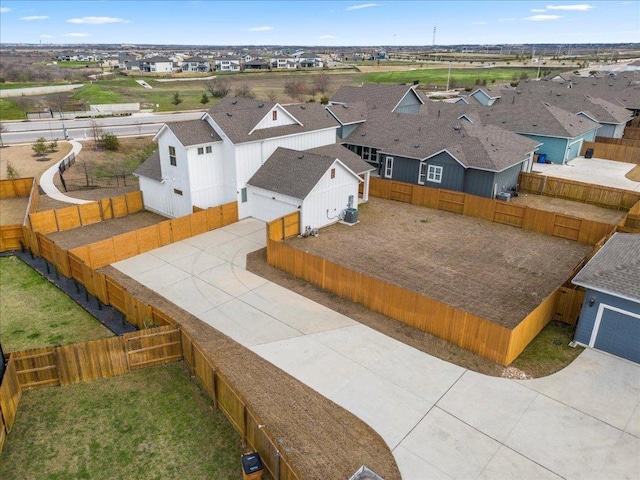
top-left (200, 93), bottom-right (210, 105)
top-left (320, 95), bottom-right (329, 105)
top-left (98, 132), bottom-right (120, 151)
top-left (32, 137), bottom-right (48, 157)
top-left (6, 161), bottom-right (20, 179)
top-left (48, 139), bottom-right (58, 153)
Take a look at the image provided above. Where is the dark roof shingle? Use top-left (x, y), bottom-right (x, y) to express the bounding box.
top-left (135, 149), bottom-right (162, 181)
top-left (165, 119), bottom-right (221, 146)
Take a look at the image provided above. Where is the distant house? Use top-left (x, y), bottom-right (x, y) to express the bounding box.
top-left (182, 56), bottom-right (211, 72)
top-left (118, 53), bottom-right (139, 70)
top-left (139, 56), bottom-right (173, 73)
top-left (572, 233), bottom-right (640, 364)
top-left (136, 98), bottom-right (339, 219)
top-left (247, 146), bottom-right (373, 230)
top-left (214, 56), bottom-right (241, 71)
top-left (243, 59), bottom-right (270, 70)
top-left (270, 56), bottom-right (297, 69)
top-left (298, 55), bottom-right (324, 68)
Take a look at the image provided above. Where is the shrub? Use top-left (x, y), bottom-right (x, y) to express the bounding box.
top-left (200, 93), bottom-right (210, 105)
top-left (6, 161), bottom-right (20, 179)
top-left (32, 137), bottom-right (48, 157)
top-left (98, 132), bottom-right (120, 151)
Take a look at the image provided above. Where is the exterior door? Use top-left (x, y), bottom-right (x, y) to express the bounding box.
top-left (591, 305), bottom-right (640, 363)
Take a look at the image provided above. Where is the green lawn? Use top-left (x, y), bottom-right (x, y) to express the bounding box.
top-left (364, 67), bottom-right (564, 87)
top-left (0, 362), bottom-right (243, 479)
top-left (0, 256), bottom-right (113, 352)
top-left (0, 98), bottom-right (27, 120)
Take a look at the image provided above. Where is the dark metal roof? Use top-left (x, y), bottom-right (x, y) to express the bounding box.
top-left (572, 233), bottom-right (640, 303)
top-left (135, 149), bottom-right (162, 181)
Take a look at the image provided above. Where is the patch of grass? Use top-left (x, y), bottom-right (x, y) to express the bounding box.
top-left (510, 321), bottom-right (584, 377)
top-left (0, 362), bottom-right (243, 479)
top-left (625, 163), bottom-right (640, 182)
top-left (0, 98), bottom-right (27, 120)
top-left (364, 67), bottom-right (566, 87)
top-left (0, 256), bottom-right (113, 352)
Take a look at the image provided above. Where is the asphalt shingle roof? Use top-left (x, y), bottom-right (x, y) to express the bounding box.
top-left (166, 119), bottom-right (221, 146)
top-left (331, 84), bottom-right (422, 112)
top-left (572, 233), bottom-right (640, 303)
top-left (248, 147), bottom-right (356, 199)
top-left (326, 102), bottom-right (368, 125)
top-left (206, 98), bottom-right (338, 144)
top-left (305, 143), bottom-right (375, 174)
top-left (135, 149), bottom-right (162, 181)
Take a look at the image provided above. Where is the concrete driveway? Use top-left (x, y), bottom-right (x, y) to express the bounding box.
top-left (532, 157), bottom-right (640, 192)
top-left (112, 218), bottom-right (640, 479)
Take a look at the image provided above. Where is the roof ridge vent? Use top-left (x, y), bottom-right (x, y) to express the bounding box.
top-left (232, 100), bottom-right (237, 104)
top-left (258, 103), bottom-right (264, 108)
top-left (226, 112), bottom-right (233, 117)
top-left (297, 153), bottom-right (304, 159)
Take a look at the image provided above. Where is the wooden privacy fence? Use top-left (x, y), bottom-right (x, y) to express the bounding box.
top-left (580, 141), bottom-right (640, 163)
top-left (0, 177), bottom-right (34, 199)
top-left (0, 178), bottom-right (37, 252)
top-left (518, 172), bottom-right (640, 211)
top-left (369, 178), bottom-right (614, 245)
top-left (595, 136), bottom-right (640, 149)
top-left (28, 190), bottom-right (144, 234)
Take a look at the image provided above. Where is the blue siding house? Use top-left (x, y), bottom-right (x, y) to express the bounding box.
top-left (572, 233), bottom-right (640, 364)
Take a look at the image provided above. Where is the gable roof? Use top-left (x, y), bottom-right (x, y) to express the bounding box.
top-left (572, 233), bottom-right (640, 304)
top-left (247, 147), bottom-right (361, 200)
top-left (344, 109), bottom-right (540, 172)
top-left (326, 101), bottom-right (368, 125)
top-left (331, 84), bottom-right (423, 112)
top-left (206, 98), bottom-right (338, 144)
top-left (305, 143), bottom-right (375, 174)
top-left (135, 149), bottom-right (162, 181)
top-left (163, 119), bottom-right (221, 146)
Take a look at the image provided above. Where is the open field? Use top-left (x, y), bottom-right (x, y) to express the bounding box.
top-left (0, 362), bottom-right (243, 480)
top-left (0, 256), bottom-right (113, 352)
top-left (285, 198), bottom-right (592, 328)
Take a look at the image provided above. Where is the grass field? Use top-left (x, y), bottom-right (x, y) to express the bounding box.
top-left (0, 256), bottom-right (113, 352)
top-left (363, 67), bottom-right (562, 87)
top-left (0, 362), bottom-right (243, 479)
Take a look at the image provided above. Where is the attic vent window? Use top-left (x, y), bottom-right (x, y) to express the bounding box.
top-left (272, 110), bottom-right (278, 121)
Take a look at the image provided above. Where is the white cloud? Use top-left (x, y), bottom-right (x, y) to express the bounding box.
top-left (525, 14), bottom-right (562, 21)
top-left (20, 15), bottom-right (49, 21)
top-left (67, 16), bottom-right (127, 24)
top-left (319, 34), bottom-right (337, 39)
top-left (346, 3), bottom-right (380, 11)
top-left (498, 18), bottom-right (517, 22)
top-left (63, 32), bottom-right (90, 37)
top-left (473, 21), bottom-right (488, 25)
top-left (249, 26), bottom-right (273, 32)
top-left (0, 7), bottom-right (12, 13)
top-left (546, 4), bottom-right (594, 11)
top-left (531, 8), bottom-right (547, 12)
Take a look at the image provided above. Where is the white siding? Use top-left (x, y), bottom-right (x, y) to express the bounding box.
top-left (155, 129), bottom-right (192, 217)
top-left (301, 160), bottom-right (360, 230)
top-left (252, 105), bottom-right (298, 131)
top-left (138, 177), bottom-right (172, 217)
top-left (247, 186), bottom-right (299, 222)
top-left (188, 142), bottom-right (235, 209)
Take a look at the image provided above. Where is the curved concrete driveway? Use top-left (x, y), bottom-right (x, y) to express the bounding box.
top-left (39, 140), bottom-right (92, 205)
top-left (112, 218), bottom-right (640, 480)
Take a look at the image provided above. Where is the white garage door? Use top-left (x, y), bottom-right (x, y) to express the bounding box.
top-left (251, 192), bottom-right (297, 222)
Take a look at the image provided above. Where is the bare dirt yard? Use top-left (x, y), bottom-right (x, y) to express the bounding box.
top-left (511, 193), bottom-right (627, 224)
top-left (285, 198), bottom-right (593, 328)
top-left (0, 142), bottom-right (73, 180)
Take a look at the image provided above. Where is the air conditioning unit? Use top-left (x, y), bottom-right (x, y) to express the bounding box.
top-left (344, 208), bottom-right (359, 223)
top-left (496, 192), bottom-right (512, 202)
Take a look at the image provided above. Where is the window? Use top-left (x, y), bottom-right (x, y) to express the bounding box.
top-left (169, 146), bottom-right (176, 166)
top-left (272, 110), bottom-right (278, 121)
top-left (362, 147), bottom-right (370, 161)
top-left (205, 145), bottom-right (212, 154)
top-left (427, 165), bottom-right (443, 183)
top-left (384, 156), bottom-right (394, 178)
top-left (418, 162), bottom-right (427, 184)
top-left (241, 188), bottom-right (247, 203)
top-left (330, 168), bottom-right (336, 179)
top-left (173, 188), bottom-right (183, 196)
top-left (197, 147), bottom-right (204, 155)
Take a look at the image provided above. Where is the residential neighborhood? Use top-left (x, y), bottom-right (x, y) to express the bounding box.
top-left (1, 1), bottom-right (639, 477)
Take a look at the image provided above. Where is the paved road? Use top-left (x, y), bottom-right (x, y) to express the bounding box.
top-left (1, 111), bottom-right (204, 144)
top-left (113, 219), bottom-right (640, 480)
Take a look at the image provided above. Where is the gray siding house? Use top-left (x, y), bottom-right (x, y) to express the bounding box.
top-left (572, 233), bottom-right (640, 364)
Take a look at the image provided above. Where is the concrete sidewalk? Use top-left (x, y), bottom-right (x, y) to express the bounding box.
top-left (39, 140), bottom-right (92, 205)
top-left (113, 219), bottom-right (640, 479)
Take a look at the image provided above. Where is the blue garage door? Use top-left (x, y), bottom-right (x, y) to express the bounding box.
top-left (594, 308), bottom-right (640, 363)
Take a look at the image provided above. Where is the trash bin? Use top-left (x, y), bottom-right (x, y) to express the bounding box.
top-left (537, 153), bottom-right (547, 163)
top-left (241, 452), bottom-right (263, 480)
top-left (585, 148), bottom-right (594, 159)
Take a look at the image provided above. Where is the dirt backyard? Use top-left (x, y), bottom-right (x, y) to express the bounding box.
top-left (0, 142), bottom-right (73, 181)
top-left (285, 198), bottom-right (593, 328)
top-left (511, 193), bottom-right (627, 224)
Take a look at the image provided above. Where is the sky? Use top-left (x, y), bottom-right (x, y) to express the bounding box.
top-left (0, 1), bottom-right (638, 46)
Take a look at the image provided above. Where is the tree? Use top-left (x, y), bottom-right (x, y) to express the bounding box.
top-left (234, 84), bottom-right (256, 99)
top-left (200, 93), bottom-right (210, 105)
top-left (48, 139), bottom-right (58, 153)
top-left (32, 137), bottom-right (48, 157)
top-left (171, 92), bottom-right (183, 106)
top-left (98, 132), bottom-right (119, 151)
top-left (206, 79), bottom-right (230, 98)
top-left (284, 79), bottom-right (308, 102)
top-left (89, 118), bottom-right (103, 150)
top-left (6, 161), bottom-right (20, 179)
top-left (312, 73), bottom-right (330, 94)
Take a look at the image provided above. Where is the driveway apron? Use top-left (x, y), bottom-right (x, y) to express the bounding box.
top-left (113, 218), bottom-right (640, 479)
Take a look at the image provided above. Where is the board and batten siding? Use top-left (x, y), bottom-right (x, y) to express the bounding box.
top-left (138, 176), bottom-right (172, 217)
top-left (301, 160), bottom-right (361, 229)
top-left (253, 105), bottom-right (298, 130)
top-left (574, 291), bottom-right (639, 345)
top-left (188, 142), bottom-right (235, 209)
top-left (521, 134), bottom-right (567, 164)
top-left (385, 151), bottom-right (465, 192)
top-left (393, 90), bottom-right (422, 114)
